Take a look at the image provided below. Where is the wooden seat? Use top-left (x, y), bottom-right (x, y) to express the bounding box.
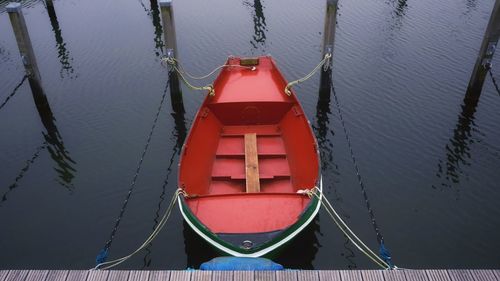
top-left (244, 133), bottom-right (260, 193)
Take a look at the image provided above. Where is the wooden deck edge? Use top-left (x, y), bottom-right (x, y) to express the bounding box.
top-left (0, 269), bottom-right (499, 281)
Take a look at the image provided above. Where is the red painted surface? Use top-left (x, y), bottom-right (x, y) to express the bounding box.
top-left (179, 56), bottom-right (319, 234)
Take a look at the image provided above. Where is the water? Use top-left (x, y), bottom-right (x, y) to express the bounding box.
top-left (1, 0), bottom-right (500, 270)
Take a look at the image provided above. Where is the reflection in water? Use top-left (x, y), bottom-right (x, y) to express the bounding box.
top-left (393, 0), bottom-right (408, 18)
top-left (44, 1), bottom-right (75, 78)
top-left (342, 238), bottom-right (358, 269)
top-left (435, 90), bottom-right (480, 190)
top-left (0, 75), bottom-right (27, 111)
top-left (149, 0), bottom-right (164, 57)
top-left (0, 142), bottom-right (47, 206)
top-left (243, 0), bottom-right (267, 52)
top-left (29, 78), bottom-right (77, 190)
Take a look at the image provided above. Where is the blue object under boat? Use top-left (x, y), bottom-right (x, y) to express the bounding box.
top-left (199, 257), bottom-right (284, 271)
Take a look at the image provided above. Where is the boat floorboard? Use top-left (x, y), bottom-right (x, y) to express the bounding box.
top-left (1, 270), bottom-right (498, 281)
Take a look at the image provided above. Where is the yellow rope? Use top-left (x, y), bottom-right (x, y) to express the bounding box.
top-left (161, 57), bottom-right (256, 97)
top-left (284, 53), bottom-right (332, 96)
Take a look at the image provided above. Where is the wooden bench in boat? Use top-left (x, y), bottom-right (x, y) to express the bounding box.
top-left (245, 133), bottom-right (260, 193)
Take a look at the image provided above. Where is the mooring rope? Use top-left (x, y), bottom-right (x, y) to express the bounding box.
top-left (95, 74), bottom-right (172, 265)
top-left (488, 69), bottom-right (500, 96)
top-left (299, 187), bottom-right (393, 269)
top-left (284, 53), bottom-right (332, 96)
top-left (161, 56), bottom-right (256, 97)
top-left (329, 79), bottom-right (394, 268)
top-left (94, 189), bottom-right (185, 270)
top-left (0, 75), bottom-right (27, 111)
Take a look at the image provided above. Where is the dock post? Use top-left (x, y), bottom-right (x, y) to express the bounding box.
top-left (466, 0), bottom-right (500, 98)
top-left (7, 2), bottom-right (47, 102)
top-left (320, 0), bottom-right (338, 91)
top-left (159, 0), bottom-right (183, 113)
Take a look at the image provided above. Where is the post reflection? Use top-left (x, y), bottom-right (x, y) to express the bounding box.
top-left (28, 78), bottom-right (77, 190)
top-left (244, 0), bottom-right (267, 51)
top-left (149, 0), bottom-right (165, 57)
top-left (434, 90), bottom-right (480, 189)
top-left (44, 0), bottom-right (75, 78)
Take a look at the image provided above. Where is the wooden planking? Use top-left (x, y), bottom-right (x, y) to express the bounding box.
top-left (404, 270), bottom-right (428, 281)
top-left (0, 271), bottom-right (10, 281)
top-left (276, 271), bottom-right (297, 281)
top-left (426, 270), bottom-right (452, 281)
top-left (149, 270), bottom-right (169, 281)
top-left (297, 271), bottom-right (319, 281)
top-left (244, 133), bottom-right (260, 193)
top-left (5, 270), bottom-right (29, 281)
top-left (107, 270), bottom-right (130, 281)
top-left (25, 270), bottom-right (48, 281)
top-left (170, 271), bottom-right (190, 281)
top-left (129, 271), bottom-right (150, 281)
top-left (318, 271), bottom-right (341, 281)
top-left (449, 270), bottom-right (475, 281)
top-left (87, 270), bottom-right (109, 281)
top-left (192, 271), bottom-right (212, 281)
top-left (212, 271), bottom-right (232, 281)
top-left (339, 270), bottom-right (362, 281)
top-left (384, 269), bottom-right (408, 281)
top-left (46, 270), bottom-right (70, 281)
top-left (255, 271), bottom-right (276, 281)
top-left (361, 270), bottom-right (384, 281)
top-left (66, 270), bottom-right (89, 281)
top-left (470, 270), bottom-right (499, 281)
top-left (235, 271), bottom-right (255, 281)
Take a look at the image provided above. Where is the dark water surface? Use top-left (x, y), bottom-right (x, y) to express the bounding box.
top-left (1, 0), bottom-right (500, 270)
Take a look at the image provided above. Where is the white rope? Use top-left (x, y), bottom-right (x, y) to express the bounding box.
top-left (93, 189), bottom-right (185, 270)
top-left (300, 187), bottom-right (393, 269)
top-left (284, 53), bottom-right (332, 96)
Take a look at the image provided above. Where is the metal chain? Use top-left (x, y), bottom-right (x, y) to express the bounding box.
top-left (98, 73), bottom-right (172, 259)
top-left (330, 81), bottom-right (385, 245)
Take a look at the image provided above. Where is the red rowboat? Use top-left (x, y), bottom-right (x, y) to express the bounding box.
top-left (178, 56), bottom-right (321, 257)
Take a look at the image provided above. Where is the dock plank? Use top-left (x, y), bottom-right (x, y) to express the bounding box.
top-left (383, 269), bottom-right (408, 281)
top-left (361, 270), bottom-right (384, 281)
top-left (26, 270), bottom-right (48, 281)
top-left (426, 270), bottom-right (452, 281)
top-left (192, 271), bottom-right (212, 281)
top-left (149, 270), bottom-right (169, 281)
top-left (318, 270), bottom-right (341, 281)
top-left (5, 270), bottom-right (29, 281)
top-left (0, 271), bottom-right (10, 281)
top-left (212, 271), bottom-right (232, 281)
top-left (170, 271), bottom-right (190, 281)
top-left (107, 270), bottom-right (129, 281)
top-left (448, 270), bottom-right (474, 281)
top-left (66, 270), bottom-right (89, 281)
top-left (255, 271), bottom-right (276, 281)
top-left (404, 270), bottom-right (428, 281)
top-left (128, 271), bottom-right (150, 281)
top-left (493, 271), bottom-right (500, 281)
top-left (469, 270), bottom-right (499, 281)
top-left (297, 271), bottom-right (319, 281)
top-left (87, 270), bottom-right (109, 281)
top-left (46, 270), bottom-right (69, 281)
top-left (235, 271), bottom-right (255, 281)
top-left (276, 271), bottom-right (297, 281)
top-left (339, 270), bottom-right (362, 281)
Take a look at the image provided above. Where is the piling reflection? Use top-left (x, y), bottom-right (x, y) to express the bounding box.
top-left (435, 90), bottom-right (480, 189)
top-left (244, 0), bottom-right (267, 52)
top-left (29, 78), bottom-right (77, 190)
top-left (149, 0), bottom-right (164, 57)
top-left (44, 1), bottom-right (75, 78)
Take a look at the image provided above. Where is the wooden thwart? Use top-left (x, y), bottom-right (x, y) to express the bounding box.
top-left (244, 133), bottom-right (260, 193)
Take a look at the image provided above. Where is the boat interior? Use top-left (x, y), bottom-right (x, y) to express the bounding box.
top-left (179, 57), bottom-right (319, 234)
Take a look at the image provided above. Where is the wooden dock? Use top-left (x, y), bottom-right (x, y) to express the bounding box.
top-left (0, 270), bottom-right (499, 281)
